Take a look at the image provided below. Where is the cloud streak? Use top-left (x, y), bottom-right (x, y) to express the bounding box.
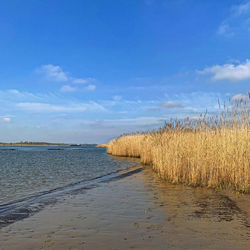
top-left (17, 102), bottom-right (106, 113)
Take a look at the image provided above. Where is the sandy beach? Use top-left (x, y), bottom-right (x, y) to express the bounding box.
top-left (0, 165), bottom-right (249, 250)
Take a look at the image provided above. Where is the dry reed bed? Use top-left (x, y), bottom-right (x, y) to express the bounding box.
top-left (107, 104), bottom-right (249, 193)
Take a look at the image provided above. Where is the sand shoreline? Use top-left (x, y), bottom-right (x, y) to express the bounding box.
top-left (0, 166), bottom-right (249, 250)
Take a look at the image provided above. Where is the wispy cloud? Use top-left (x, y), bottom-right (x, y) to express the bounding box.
top-left (217, 1), bottom-right (250, 37)
top-left (161, 101), bottom-right (184, 109)
top-left (60, 84), bottom-right (96, 92)
top-left (60, 85), bottom-right (76, 92)
top-left (0, 117), bottom-right (11, 122)
top-left (232, 1), bottom-right (250, 16)
top-left (198, 60), bottom-right (250, 81)
top-left (8, 89), bottom-right (20, 95)
top-left (113, 95), bottom-right (122, 101)
top-left (72, 77), bottom-right (95, 84)
top-left (0, 87), bottom-right (243, 143)
top-left (17, 102), bottom-right (106, 113)
top-left (37, 64), bottom-right (68, 82)
top-left (217, 24), bottom-right (233, 36)
top-left (101, 116), bottom-right (165, 127)
top-left (36, 64), bottom-right (96, 91)
top-left (72, 78), bottom-right (88, 84)
top-left (86, 84), bottom-right (96, 91)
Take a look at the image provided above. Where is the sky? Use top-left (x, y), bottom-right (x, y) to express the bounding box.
top-left (0, 0), bottom-right (249, 143)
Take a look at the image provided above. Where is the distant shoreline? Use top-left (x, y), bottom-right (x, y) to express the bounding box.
top-left (0, 143), bottom-right (68, 146)
top-left (0, 143), bottom-right (99, 147)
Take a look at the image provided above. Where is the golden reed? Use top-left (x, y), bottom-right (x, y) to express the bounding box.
top-left (107, 99), bottom-right (249, 193)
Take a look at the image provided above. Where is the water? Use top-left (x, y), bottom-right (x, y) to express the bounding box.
top-left (0, 145), bottom-right (249, 248)
top-left (0, 145), bottom-right (139, 205)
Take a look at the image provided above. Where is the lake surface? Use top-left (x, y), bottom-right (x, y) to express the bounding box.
top-left (0, 145), bottom-right (138, 205)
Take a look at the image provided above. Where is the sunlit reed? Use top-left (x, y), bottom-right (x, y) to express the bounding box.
top-left (107, 99), bottom-right (249, 193)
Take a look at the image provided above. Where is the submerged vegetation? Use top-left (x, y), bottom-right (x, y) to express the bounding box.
top-left (107, 98), bottom-right (250, 193)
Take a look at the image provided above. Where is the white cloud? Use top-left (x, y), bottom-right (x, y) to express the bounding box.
top-left (231, 93), bottom-right (250, 102)
top-left (60, 85), bottom-right (76, 92)
top-left (1, 117), bottom-right (11, 122)
top-left (86, 84), bottom-right (96, 91)
top-left (161, 101), bottom-right (184, 109)
top-left (8, 89), bottom-right (20, 94)
top-left (17, 102), bottom-right (106, 113)
top-left (37, 64), bottom-right (68, 82)
top-left (36, 65), bottom-right (97, 91)
top-left (198, 60), bottom-right (250, 81)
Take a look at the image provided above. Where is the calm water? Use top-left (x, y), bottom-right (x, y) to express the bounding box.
top-left (0, 145), bottom-right (138, 204)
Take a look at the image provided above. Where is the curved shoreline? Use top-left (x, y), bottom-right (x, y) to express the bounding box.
top-left (0, 165), bottom-right (249, 250)
top-left (0, 165), bottom-right (142, 228)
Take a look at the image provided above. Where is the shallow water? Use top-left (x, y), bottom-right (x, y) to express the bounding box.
top-left (0, 165), bottom-right (249, 250)
top-left (0, 145), bottom-right (138, 204)
top-left (0, 145), bottom-right (249, 250)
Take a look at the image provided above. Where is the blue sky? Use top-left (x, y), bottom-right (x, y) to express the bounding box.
top-left (0, 0), bottom-right (249, 143)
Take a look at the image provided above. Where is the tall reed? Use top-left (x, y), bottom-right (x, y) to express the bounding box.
top-left (107, 99), bottom-right (249, 193)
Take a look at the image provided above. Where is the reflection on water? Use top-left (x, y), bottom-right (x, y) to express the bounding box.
top-left (0, 145), bottom-right (139, 204)
top-left (139, 166), bottom-right (250, 231)
top-left (193, 194), bottom-right (242, 221)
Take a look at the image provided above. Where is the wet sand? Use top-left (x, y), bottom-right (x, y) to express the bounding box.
top-left (0, 166), bottom-right (249, 250)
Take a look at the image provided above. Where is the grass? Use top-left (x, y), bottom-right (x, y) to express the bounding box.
top-left (107, 99), bottom-right (249, 193)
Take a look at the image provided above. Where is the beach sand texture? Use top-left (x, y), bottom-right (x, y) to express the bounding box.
top-left (0, 166), bottom-right (249, 250)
